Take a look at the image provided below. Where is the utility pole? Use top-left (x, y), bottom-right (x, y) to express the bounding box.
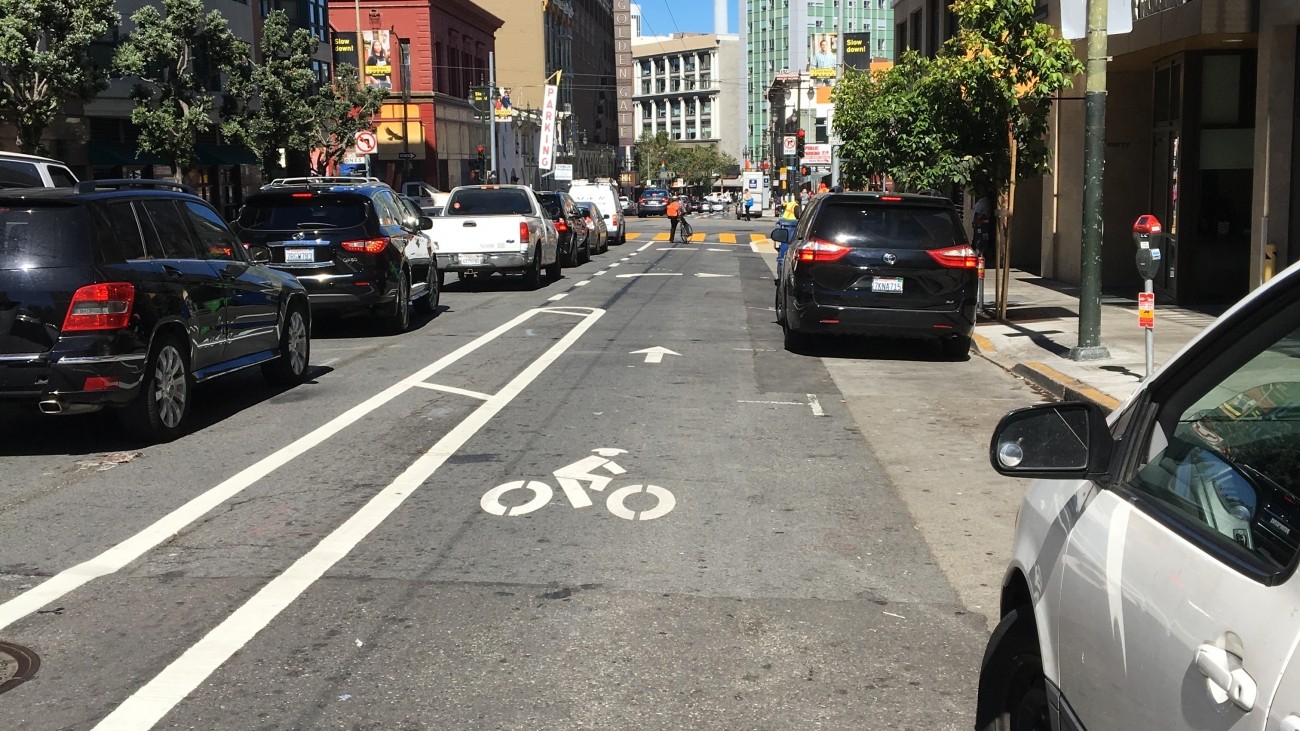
top-left (1072, 0), bottom-right (1111, 361)
top-left (830, 0), bottom-right (844, 188)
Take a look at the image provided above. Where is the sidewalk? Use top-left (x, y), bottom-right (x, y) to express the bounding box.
top-left (972, 269), bottom-right (1221, 410)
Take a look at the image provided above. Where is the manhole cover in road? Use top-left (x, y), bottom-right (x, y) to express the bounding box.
top-left (0, 642), bottom-right (39, 695)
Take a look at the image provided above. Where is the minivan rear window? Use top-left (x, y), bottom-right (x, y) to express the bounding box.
top-left (0, 204), bottom-right (90, 268)
top-left (809, 201), bottom-right (964, 250)
top-left (237, 195), bottom-right (368, 230)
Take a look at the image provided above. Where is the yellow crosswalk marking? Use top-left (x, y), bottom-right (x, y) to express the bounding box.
top-left (687, 233), bottom-right (704, 242)
top-left (652, 232), bottom-right (670, 241)
top-left (719, 233), bottom-right (736, 244)
top-left (625, 232), bottom-right (642, 240)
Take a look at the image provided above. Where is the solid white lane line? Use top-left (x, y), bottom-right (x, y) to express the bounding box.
top-left (410, 383), bottom-right (492, 400)
top-left (636, 241), bottom-right (654, 252)
top-left (807, 394), bottom-right (826, 417)
top-left (615, 273), bottom-right (682, 278)
top-left (0, 308), bottom-right (560, 632)
top-left (737, 400), bottom-right (804, 406)
top-left (547, 293), bottom-right (569, 301)
top-left (94, 308), bottom-right (606, 731)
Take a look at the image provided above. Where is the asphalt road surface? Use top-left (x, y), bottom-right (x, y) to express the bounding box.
top-left (0, 213), bottom-right (1045, 730)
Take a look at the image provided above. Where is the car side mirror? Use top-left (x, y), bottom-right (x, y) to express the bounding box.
top-left (248, 246), bottom-right (272, 264)
top-left (770, 227), bottom-right (789, 243)
top-left (418, 216), bottom-right (432, 229)
top-left (989, 401), bottom-right (1113, 479)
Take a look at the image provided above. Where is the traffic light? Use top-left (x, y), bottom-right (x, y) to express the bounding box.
top-left (795, 129), bottom-right (806, 158)
top-left (476, 144), bottom-right (486, 176)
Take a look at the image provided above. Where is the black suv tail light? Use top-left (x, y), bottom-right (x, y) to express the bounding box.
top-left (340, 237), bottom-right (389, 254)
top-left (63, 282), bottom-right (134, 331)
top-left (795, 237), bottom-right (851, 264)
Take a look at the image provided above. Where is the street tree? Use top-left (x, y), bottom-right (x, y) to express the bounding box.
top-left (833, 54), bottom-right (989, 193)
top-left (946, 0), bottom-right (1084, 317)
top-left (675, 144), bottom-right (736, 193)
top-left (305, 65), bottom-right (386, 176)
top-left (222, 10), bottom-right (318, 181)
top-left (0, 0), bottom-right (118, 154)
top-left (634, 130), bottom-right (677, 188)
top-left (114, 0), bottom-right (247, 179)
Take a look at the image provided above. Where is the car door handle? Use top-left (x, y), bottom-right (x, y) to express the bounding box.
top-left (462, 221), bottom-right (476, 227)
top-left (1195, 643), bottom-right (1257, 711)
top-left (161, 265), bottom-right (184, 277)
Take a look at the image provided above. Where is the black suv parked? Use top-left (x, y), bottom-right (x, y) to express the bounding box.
top-left (0, 180), bottom-right (312, 442)
top-left (535, 190), bottom-right (592, 268)
top-left (232, 177), bottom-right (433, 333)
top-left (773, 192), bottom-right (978, 358)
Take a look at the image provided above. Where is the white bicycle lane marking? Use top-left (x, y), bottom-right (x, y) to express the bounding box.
top-left (480, 448), bottom-right (676, 521)
top-left (92, 306), bottom-right (604, 730)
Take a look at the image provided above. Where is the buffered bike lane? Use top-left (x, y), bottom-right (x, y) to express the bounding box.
top-left (110, 238), bottom-right (991, 729)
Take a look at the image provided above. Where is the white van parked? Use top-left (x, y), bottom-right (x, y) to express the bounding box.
top-left (0, 151), bottom-right (78, 188)
top-left (567, 178), bottom-right (625, 245)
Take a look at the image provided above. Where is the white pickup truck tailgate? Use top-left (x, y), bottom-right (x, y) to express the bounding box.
top-left (430, 216), bottom-right (536, 255)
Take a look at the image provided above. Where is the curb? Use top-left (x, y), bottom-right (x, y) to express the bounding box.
top-left (971, 332), bottom-right (1121, 413)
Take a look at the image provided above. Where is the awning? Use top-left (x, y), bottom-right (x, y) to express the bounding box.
top-left (195, 143), bottom-right (258, 166)
top-left (87, 141), bottom-right (167, 166)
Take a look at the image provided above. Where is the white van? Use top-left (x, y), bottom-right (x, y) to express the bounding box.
top-left (0, 151), bottom-right (78, 188)
top-left (567, 179), bottom-right (625, 245)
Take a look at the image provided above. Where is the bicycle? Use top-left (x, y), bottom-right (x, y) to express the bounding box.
top-left (480, 448), bottom-right (676, 521)
top-left (676, 214), bottom-right (693, 243)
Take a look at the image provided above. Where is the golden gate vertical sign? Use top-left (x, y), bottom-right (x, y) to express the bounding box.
top-left (614, 0), bottom-right (635, 149)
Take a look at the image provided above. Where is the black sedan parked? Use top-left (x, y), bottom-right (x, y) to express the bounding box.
top-left (773, 192), bottom-right (979, 358)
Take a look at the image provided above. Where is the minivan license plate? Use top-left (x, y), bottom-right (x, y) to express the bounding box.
top-left (285, 248), bottom-right (313, 263)
top-left (872, 277), bottom-right (904, 293)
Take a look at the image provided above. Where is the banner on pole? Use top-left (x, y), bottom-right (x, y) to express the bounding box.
top-left (539, 83), bottom-right (558, 170)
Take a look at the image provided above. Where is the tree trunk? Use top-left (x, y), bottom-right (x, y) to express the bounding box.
top-left (996, 123), bottom-right (1018, 320)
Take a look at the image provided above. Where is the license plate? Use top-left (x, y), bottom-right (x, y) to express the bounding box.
top-left (458, 254), bottom-right (485, 266)
top-left (285, 248), bottom-right (314, 263)
top-left (872, 277), bottom-right (904, 293)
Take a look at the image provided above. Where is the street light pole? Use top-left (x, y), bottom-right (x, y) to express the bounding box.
top-left (1072, 0), bottom-right (1111, 360)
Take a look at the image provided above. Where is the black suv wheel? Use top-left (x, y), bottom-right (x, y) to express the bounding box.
top-left (122, 336), bottom-right (192, 442)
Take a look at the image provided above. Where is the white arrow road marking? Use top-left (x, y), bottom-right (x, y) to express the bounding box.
top-left (91, 307), bottom-right (605, 731)
top-left (616, 273), bottom-right (682, 278)
top-left (629, 346), bottom-right (680, 364)
top-left (694, 273), bottom-right (734, 278)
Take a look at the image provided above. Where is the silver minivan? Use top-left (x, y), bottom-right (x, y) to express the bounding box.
top-left (0, 151), bottom-right (78, 188)
top-left (568, 179), bottom-right (625, 245)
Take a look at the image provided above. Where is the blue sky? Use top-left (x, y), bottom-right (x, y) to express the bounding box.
top-left (637, 0), bottom-right (739, 37)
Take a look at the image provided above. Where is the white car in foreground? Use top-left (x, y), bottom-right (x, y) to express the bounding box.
top-left (980, 259), bottom-right (1300, 731)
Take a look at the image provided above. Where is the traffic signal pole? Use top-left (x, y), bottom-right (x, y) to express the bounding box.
top-left (488, 51), bottom-right (497, 183)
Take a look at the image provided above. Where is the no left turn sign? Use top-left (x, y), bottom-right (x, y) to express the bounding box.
top-left (354, 131), bottom-right (377, 155)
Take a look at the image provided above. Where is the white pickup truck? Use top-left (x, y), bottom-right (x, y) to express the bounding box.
top-left (427, 184), bottom-right (560, 287)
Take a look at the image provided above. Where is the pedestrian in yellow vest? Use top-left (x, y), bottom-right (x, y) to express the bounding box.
top-left (777, 196), bottom-right (801, 276)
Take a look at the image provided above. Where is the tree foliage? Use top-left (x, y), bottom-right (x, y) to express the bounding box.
top-left (305, 65), bottom-right (386, 175)
top-left (0, 0), bottom-right (118, 154)
top-left (114, 0), bottom-right (247, 176)
top-left (634, 131), bottom-right (735, 189)
top-left (221, 11), bottom-right (319, 181)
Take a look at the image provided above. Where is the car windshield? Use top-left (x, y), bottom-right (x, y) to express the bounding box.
top-left (0, 203), bottom-right (90, 268)
top-left (808, 201), bottom-right (965, 250)
top-left (445, 188), bottom-right (533, 216)
top-left (237, 195), bottom-right (368, 230)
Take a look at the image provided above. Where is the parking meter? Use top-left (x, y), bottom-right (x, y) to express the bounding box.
top-left (1133, 214), bottom-right (1164, 280)
top-left (1132, 214), bottom-right (1163, 379)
